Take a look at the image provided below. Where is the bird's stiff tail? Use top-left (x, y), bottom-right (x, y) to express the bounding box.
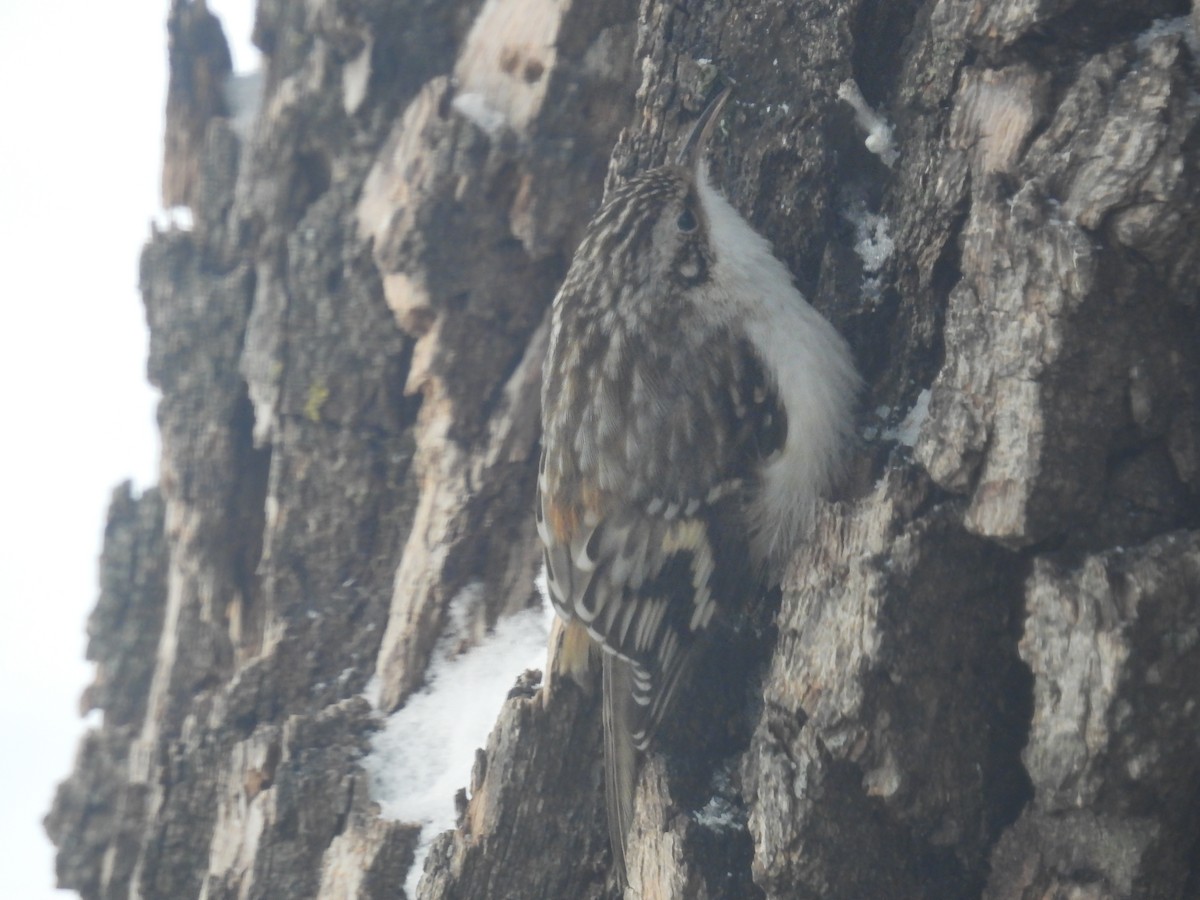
top-left (602, 653), bottom-right (639, 890)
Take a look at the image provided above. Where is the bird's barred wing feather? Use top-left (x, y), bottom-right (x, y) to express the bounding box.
top-left (539, 332), bottom-right (786, 748)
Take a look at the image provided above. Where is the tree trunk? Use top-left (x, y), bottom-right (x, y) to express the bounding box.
top-left (47, 0), bottom-right (1200, 898)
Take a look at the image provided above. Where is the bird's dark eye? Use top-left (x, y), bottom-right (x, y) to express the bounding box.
top-left (676, 209), bottom-right (698, 233)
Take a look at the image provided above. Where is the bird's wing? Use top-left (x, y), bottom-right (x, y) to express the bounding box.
top-left (538, 332), bottom-right (786, 746)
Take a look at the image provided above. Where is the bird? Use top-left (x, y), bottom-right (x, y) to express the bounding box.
top-left (537, 84), bottom-right (860, 887)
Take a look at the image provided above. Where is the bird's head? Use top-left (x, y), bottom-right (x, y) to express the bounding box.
top-left (563, 87), bottom-right (734, 318)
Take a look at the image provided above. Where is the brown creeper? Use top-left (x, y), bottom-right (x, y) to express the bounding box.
top-left (538, 86), bottom-right (859, 884)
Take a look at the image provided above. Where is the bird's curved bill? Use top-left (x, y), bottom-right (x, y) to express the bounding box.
top-left (679, 83), bottom-right (734, 168)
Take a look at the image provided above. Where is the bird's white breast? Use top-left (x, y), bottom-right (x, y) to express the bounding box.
top-left (695, 168), bottom-right (860, 574)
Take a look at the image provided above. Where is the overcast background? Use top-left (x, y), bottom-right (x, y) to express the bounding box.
top-left (0, 3), bottom-right (254, 895)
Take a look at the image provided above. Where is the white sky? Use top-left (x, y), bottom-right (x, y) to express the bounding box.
top-left (0, 3), bottom-right (255, 896)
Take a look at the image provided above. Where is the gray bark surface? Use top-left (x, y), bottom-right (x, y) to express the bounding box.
top-left (47, 0), bottom-right (1200, 898)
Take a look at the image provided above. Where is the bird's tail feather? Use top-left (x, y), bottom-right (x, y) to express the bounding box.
top-left (602, 653), bottom-right (638, 889)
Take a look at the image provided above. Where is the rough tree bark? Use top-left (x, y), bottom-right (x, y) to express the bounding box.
top-left (47, 0), bottom-right (1200, 898)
